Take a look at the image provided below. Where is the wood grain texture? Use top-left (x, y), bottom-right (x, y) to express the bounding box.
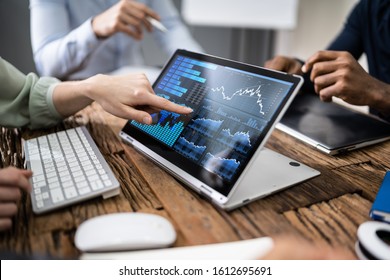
top-left (283, 193), bottom-right (371, 252)
top-left (0, 103), bottom-right (386, 259)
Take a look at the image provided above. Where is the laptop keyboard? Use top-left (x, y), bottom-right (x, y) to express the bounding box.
top-left (24, 126), bottom-right (120, 214)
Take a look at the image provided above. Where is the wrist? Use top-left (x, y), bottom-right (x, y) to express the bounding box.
top-left (91, 16), bottom-right (105, 39)
top-left (78, 77), bottom-right (98, 102)
top-left (51, 80), bottom-right (94, 117)
top-left (370, 81), bottom-right (390, 116)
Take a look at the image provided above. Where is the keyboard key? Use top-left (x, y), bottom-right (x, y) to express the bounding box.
top-left (46, 171), bottom-right (56, 178)
top-left (60, 175), bottom-right (72, 182)
top-left (33, 175), bottom-right (45, 183)
top-left (77, 181), bottom-right (88, 189)
top-left (42, 192), bottom-right (49, 200)
top-left (29, 157), bottom-right (43, 175)
top-left (36, 200), bottom-right (44, 209)
top-left (62, 180), bottom-right (74, 188)
top-left (88, 175), bottom-right (100, 182)
top-left (34, 181), bottom-right (46, 188)
top-left (74, 175), bottom-right (86, 183)
top-left (48, 177), bottom-right (59, 184)
top-left (72, 170), bottom-right (83, 177)
top-left (79, 187), bottom-right (91, 195)
top-left (104, 180), bottom-right (112, 187)
top-left (50, 188), bottom-right (65, 204)
top-left (85, 169), bottom-right (97, 176)
top-left (64, 187), bottom-right (78, 199)
top-left (91, 180), bottom-right (104, 191)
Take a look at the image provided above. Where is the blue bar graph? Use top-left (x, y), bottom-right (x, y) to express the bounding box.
top-left (183, 58), bottom-right (218, 70)
top-left (131, 111), bottom-right (186, 147)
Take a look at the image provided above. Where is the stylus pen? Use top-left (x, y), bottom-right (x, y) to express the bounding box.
top-left (146, 16), bottom-right (168, 33)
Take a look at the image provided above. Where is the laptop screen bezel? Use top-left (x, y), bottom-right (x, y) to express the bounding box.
top-left (120, 49), bottom-right (303, 200)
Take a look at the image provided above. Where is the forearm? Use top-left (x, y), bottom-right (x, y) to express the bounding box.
top-left (32, 19), bottom-right (101, 79)
top-left (30, 0), bottom-right (101, 78)
top-left (51, 79), bottom-right (94, 117)
top-left (370, 81), bottom-right (390, 118)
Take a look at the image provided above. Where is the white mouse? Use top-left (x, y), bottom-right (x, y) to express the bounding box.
top-left (74, 212), bottom-right (177, 252)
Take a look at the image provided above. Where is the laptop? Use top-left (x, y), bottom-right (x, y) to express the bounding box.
top-left (120, 49), bottom-right (320, 210)
top-left (277, 92), bottom-right (390, 155)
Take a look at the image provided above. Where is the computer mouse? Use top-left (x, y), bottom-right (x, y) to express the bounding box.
top-left (74, 212), bottom-right (177, 252)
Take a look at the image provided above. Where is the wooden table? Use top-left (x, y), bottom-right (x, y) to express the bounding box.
top-left (0, 103), bottom-right (387, 259)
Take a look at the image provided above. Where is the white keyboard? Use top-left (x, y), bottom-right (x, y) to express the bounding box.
top-left (24, 126), bottom-right (120, 214)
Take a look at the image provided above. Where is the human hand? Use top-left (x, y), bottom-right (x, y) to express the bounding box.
top-left (84, 73), bottom-right (193, 124)
top-left (264, 56), bottom-right (303, 75)
top-left (261, 235), bottom-right (355, 260)
top-left (92, 0), bottom-right (160, 39)
top-left (0, 167), bottom-right (32, 232)
top-left (302, 50), bottom-right (390, 108)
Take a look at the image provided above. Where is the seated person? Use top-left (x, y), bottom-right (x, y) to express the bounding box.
top-left (265, 0), bottom-right (390, 121)
top-left (0, 57), bottom-right (192, 231)
top-left (29, 0), bottom-right (204, 82)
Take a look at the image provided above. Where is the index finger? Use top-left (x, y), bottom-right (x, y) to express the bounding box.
top-left (302, 50), bottom-right (340, 73)
top-left (264, 57), bottom-right (286, 71)
top-left (147, 95), bottom-right (193, 115)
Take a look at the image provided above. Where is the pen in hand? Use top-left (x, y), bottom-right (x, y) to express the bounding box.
top-left (146, 16), bottom-right (168, 33)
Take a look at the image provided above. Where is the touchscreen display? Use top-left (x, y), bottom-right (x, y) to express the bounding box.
top-left (126, 51), bottom-right (296, 195)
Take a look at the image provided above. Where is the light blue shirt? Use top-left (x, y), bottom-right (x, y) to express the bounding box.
top-left (30, 0), bottom-right (204, 80)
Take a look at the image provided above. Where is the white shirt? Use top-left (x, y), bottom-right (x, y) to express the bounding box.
top-left (30, 0), bottom-right (204, 80)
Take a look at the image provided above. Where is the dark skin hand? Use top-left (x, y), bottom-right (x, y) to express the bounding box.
top-left (302, 50), bottom-right (390, 116)
top-left (265, 51), bottom-right (390, 117)
top-left (264, 55), bottom-right (303, 75)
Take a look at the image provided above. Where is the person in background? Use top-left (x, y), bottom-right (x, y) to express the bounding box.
top-left (265, 0), bottom-right (390, 122)
top-left (29, 0), bottom-right (204, 82)
top-left (0, 57), bottom-right (192, 231)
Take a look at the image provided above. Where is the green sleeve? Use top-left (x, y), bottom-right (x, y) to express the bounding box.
top-left (0, 58), bottom-right (63, 129)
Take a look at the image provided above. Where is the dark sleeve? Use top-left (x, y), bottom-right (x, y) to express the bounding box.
top-left (326, 1), bottom-right (365, 60)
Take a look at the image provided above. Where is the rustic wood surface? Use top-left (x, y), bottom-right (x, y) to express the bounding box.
top-left (1, 102), bottom-right (388, 259)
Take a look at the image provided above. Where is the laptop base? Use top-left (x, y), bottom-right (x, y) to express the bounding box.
top-left (220, 148), bottom-right (321, 210)
top-left (277, 93), bottom-right (390, 155)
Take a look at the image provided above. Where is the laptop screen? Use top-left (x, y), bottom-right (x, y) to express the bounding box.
top-left (121, 50), bottom-right (302, 196)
